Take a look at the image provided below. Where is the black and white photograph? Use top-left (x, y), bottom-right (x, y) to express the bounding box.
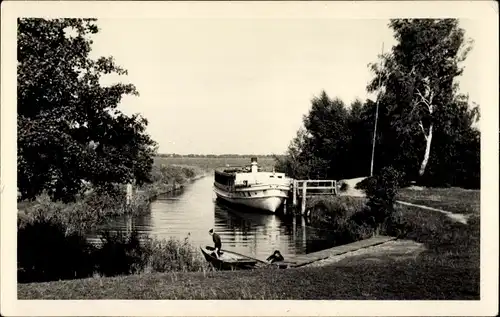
top-left (1, 1), bottom-right (498, 316)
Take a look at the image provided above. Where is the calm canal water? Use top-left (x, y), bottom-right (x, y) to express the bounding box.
top-left (91, 176), bottom-right (338, 261)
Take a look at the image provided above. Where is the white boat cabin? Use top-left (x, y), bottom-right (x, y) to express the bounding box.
top-left (214, 158), bottom-right (291, 190)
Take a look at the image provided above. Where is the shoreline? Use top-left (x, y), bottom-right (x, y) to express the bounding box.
top-left (143, 172), bottom-right (208, 201)
top-left (17, 166), bottom-right (209, 230)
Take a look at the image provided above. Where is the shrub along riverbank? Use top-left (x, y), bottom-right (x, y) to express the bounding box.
top-left (17, 163), bottom-right (207, 283)
top-left (18, 223), bottom-right (210, 283)
top-left (18, 164), bottom-right (206, 232)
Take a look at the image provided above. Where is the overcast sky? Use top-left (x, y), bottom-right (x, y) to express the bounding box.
top-left (89, 18), bottom-right (481, 155)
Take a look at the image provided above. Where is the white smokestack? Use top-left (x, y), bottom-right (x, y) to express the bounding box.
top-left (251, 157), bottom-right (258, 173)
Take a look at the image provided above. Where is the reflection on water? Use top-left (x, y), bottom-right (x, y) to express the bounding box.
top-left (90, 176), bottom-right (338, 261)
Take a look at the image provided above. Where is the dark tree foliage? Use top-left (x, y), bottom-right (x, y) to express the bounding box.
top-left (302, 92), bottom-right (352, 179)
top-left (17, 219), bottom-right (96, 282)
top-left (17, 18), bottom-right (157, 202)
top-left (366, 19), bottom-right (479, 187)
top-left (277, 19), bottom-right (479, 189)
top-left (275, 91), bottom-right (354, 180)
top-left (344, 99), bottom-right (375, 178)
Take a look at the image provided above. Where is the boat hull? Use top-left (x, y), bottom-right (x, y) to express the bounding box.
top-left (200, 246), bottom-right (258, 270)
top-left (213, 186), bottom-right (288, 213)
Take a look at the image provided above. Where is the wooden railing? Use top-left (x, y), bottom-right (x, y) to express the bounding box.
top-left (291, 180), bottom-right (338, 215)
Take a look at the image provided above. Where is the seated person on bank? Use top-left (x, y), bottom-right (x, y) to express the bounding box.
top-left (266, 250), bottom-right (284, 263)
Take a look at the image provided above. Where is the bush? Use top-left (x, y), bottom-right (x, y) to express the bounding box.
top-left (363, 166), bottom-right (405, 229)
top-left (20, 189), bottom-right (151, 234)
top-left (338, 181), bottom-right (349, 192)
top-left (18, 217), bottom-right (96, 283)
top-left (94, 230), bottom-right (149, 277)
top-left (18, 213), bottom-right (208, 282)
top-left (307, 196), bottom-right (374, 244)
top-left (354, 176), bottom-right (375, 191)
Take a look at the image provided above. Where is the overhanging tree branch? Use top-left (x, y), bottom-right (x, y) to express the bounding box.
top-left (415, 88), bottom-right (434, 114)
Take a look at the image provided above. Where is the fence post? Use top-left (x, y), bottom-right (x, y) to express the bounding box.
top-left (126, 183), bottom-right (133, 205)
top-left (301, 181), bottom-right (307, 215)
top-left (292, 180), bottom-right (297, 207)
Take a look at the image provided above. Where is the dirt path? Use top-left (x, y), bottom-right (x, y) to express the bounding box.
top-left (338, 177), bottom-right (367, 197)
top-left (337, 177), bottom-right (469, 224)
top-left (395, 200), bottom-right (469, 224)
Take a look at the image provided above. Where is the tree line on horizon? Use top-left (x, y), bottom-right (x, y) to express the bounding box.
top-left (275, 19), bottom-right (480, 189)
top-left (156, 153), bottom-right (281, 158)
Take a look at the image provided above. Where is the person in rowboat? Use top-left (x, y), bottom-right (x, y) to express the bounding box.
top-left (209, 228), bottom-right (222, 258)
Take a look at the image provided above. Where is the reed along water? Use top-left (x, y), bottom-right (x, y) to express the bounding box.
top-left (89, 176), bottom-right (339, 262)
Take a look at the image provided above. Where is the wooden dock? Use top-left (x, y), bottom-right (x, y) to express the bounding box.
top-left (287, 235), bottom-right (396, 267)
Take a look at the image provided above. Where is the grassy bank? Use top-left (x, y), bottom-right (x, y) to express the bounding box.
top-left (147, 163), bottom-right (206, 199)
top-left (18, 223), bottom-right (210, 283)
top-left (18, 163), bottom-right (206, 229)
top-left (397, 187), bottom-right (480, 214)
top-left (17, 162), bottom-right (207, 283)
top-left (18, 205), bottom-right (479, 299)
top-left (305, 196), bottom-right (374, 245)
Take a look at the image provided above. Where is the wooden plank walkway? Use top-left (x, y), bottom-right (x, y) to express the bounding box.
top-left (288, 235), bottom-right (396, 267)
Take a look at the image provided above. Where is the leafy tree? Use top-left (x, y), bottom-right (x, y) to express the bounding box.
top-left (302, 91), bottom-right (352, 179)
top-left (17, 18), bottom-right (157, 202)
top-left (276, 91), bottom-right (353, 180)
top-left (345, 99), bottom-right (374, 178)
top-left (367, 19), bottom-right (478, 182)
top-left (423, 93), bottom-right (480, 187)
top-left (274, 127), bottom-right (310, 179)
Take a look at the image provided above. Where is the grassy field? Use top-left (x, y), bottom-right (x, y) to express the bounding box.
top-left (18, 202), bottom-right (480, 300)
top-left (154, 156), bottom-right (277, 172)
top-left (17, 257), bottom-right (478, 300)
top-left (397, 187), bottom-right (480, 214)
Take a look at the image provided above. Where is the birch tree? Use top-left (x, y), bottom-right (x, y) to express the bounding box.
top-left (367, 19), bottom-right (474, 178)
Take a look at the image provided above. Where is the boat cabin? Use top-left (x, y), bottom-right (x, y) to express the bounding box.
top-left (214, 158), bottom-right (290, 189)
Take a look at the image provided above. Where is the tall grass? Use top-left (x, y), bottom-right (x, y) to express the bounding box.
top-left (17, 217), bottom-right (96, 283)
top-left (17, 160), bottom-right (209, 283)
top-left (19, 189), bottom-right (151, 234)
top-left (144, 236), bottom-right (208, 273)
top-left (306, 196), bottom-right (375, 244)
top-left (18, 215), bottom-right (209, 283)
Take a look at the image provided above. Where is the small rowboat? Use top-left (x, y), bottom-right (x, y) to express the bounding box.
top-left (200, 246), bottom-right (294, 270)
top-left (200, 246), bottom-right (261, 270)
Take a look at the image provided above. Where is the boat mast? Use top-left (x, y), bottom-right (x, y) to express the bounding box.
top-left (370, 42), bottom-right (384, 177)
